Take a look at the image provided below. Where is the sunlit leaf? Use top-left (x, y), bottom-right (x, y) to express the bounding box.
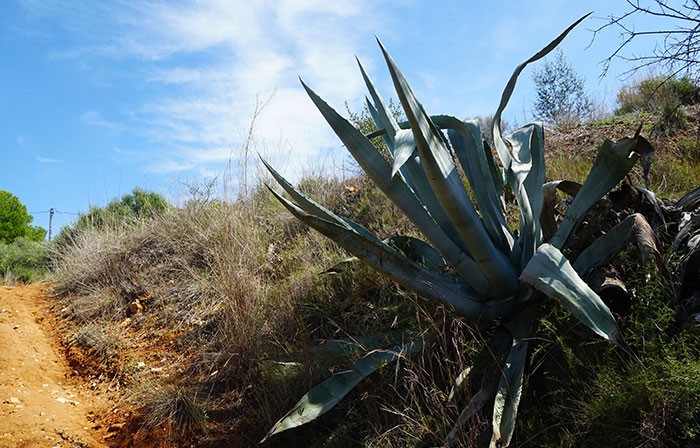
top-left (521, 243), bottom-right (622, 343)
top-left (379, 40), bottom-right (519, 297)
top-left (549, 136), bottom-right (640, 249)
top-left (301, 80), bottom-right (491, 294)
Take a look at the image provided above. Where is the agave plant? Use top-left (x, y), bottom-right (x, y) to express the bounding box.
top-left (260, 15), bottom-right (666, 447)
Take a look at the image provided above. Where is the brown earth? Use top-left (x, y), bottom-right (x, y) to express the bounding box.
top-left (0, 283), bottom-right (114, 448)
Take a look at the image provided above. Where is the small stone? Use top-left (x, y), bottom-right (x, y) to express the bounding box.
top-left (128, 299), bottom-right (143, 315)
top-left (55, 397), bottom-right (79, 405)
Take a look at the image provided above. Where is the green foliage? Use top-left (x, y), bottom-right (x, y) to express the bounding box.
top-left (653, 98), bottom-right (688, 136)
top-left (616, 74), bottom-right (699, 137)
top-left (345, 100), bottom-right (404, 161)
top-left (584, 358), bottom-right (700, 447)
top-left (517, 256), bottom-right (700, 447)
top-left (676, 138), bottom-right (700, 162)
top-left (80, 187), bottom-right (168, 228)
top-left (56, 187), bottom-right (169, 244)
top-left (617, 74), bottom-right (700, 115)
top-left (263, 14), bottom-right (666, 446)
top-left (0, 237), bottom-right (50, 283)
top-left (0, 190), bottom-right (46, 243)
top-left (532, 50), bottom-right (594, 127)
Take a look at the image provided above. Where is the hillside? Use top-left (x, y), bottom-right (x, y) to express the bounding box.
top-left (21, 108), bottom-right (700, 447)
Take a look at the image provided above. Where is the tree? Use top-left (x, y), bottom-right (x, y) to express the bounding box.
top-left (596, 1), bottom-right (700, 80)
top-left (76, 187), bottom-right (169, 230)
top-left (55, 187), bottom-right (169, 246)
top-left (0, 190), bottom-right (46, 243)
top-left (531, 50), bottom-right (594, 127)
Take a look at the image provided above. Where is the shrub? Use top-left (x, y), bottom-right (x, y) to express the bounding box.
top-left (260, 15), bottom-right (673, 447)
top-left (616, 74), bottom-right (700, 115)
top-left (676, 138), bottom-right (700, 161)
top-left (0, 237), bottom-right (50, 284)
top-left (653, 98), bottom-right (688, 136)
top-left (54, 187), bottom-right (169, 247)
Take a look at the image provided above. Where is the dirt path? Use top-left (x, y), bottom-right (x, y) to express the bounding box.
top-left (0, 283), bottom-right (108, 448)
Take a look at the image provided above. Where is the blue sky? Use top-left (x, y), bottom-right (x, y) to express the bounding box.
top-left (1, 1), bottom-right (664, 234)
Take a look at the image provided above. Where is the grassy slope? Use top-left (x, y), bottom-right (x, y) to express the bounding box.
top-left (49, 111), bottom-right (700, 447)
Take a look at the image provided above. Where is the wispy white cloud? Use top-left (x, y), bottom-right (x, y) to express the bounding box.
top-left (80, 110), bottom-right (123, 132)
top-left (17, 135), bottom-right (62, 163)
top-left (35, 0), bottom-right (383, 184)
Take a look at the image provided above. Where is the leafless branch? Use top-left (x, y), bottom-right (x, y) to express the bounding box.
top-left (593, 0), bottom-right (700, 80)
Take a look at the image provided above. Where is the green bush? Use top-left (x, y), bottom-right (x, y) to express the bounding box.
top-left (615, 75), bottom-right (699, 137)
top-left (653, 98), bottom-right (688, 136)
top-left (616, 75), bottom-right (700, 115)
top-left (676, 138), bottom-right (700, 161)
top-left (54, 187), bottom-right (169, 247)
top-left (0, 237), bottom-right (51, 283)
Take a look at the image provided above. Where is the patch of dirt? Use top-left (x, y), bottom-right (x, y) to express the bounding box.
top-left (0, 283), bottom-right (125, 447)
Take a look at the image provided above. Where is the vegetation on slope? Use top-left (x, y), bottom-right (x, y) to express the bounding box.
top-left (43, 71), bottom-right (700, 447)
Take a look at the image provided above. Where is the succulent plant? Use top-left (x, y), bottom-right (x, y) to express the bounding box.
top-left (261, 14), bottom-right (666, 447)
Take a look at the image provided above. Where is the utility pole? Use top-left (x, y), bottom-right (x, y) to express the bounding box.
top-left (48, 208), bottom-right (55, 241)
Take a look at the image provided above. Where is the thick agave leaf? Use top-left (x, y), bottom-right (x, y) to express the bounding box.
top-left (506, 123), bottom-right (546, 267)
top-left (549, 136), bottom-right (640, 250)
top-left (357, 58), bottom-right (399, 144)
top-left (491, 13), bottom-right (591, 172)
top-left (521, 243), bottom-right (622, 344)
top-left (261, 341), bottom-right (422, 442)
top-left (268, 187), bottom-right (511, 320)
top-left (676, 185), bottom-right (700, 212)
top-left (390, 129), bottom-right (469, 254)
top-left (364, 99), bottom-right (425, 203)
top-left (490, 340), bottom-right (527, 448)
top-left (301, 80), bottom-right (491, 295)
top-left (324, 235), bottom-right (449, 274)
top-left (490, 313), bottom-right (533, 448)
top-left (391, 129), bottom-right (418, 178)
top-left (434, 115), bottom-right (515, 254)
top-left (573, 213), bottom-right (670, 281)
top-left (541, 180), bottom-right (582, 241)
top-left (385, 235), bottom-right (448, 272)
top-left (482, 139), bottom-right (506, 197)
top-left (378, 40), bottom-right (519, 297)
top-left (390, 128), bottom-right (474, 256)
top-left (261, 157), bottom-right (380, 242)
top-left (636, 187), bottom-right (667, 225)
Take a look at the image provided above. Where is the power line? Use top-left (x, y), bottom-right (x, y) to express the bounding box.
top-left (30, 209), bottom-right (79, 215)
top-left (30, 209), bottom-right (80, 241)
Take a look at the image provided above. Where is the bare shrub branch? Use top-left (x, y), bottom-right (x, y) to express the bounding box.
top-left (594, 1), bottom-right (700, 80)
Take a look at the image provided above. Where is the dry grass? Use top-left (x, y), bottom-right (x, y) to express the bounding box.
top-left (50, 175), bottom-right (407, 443)
top-left (48, 107), bottom-right (700, 446)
